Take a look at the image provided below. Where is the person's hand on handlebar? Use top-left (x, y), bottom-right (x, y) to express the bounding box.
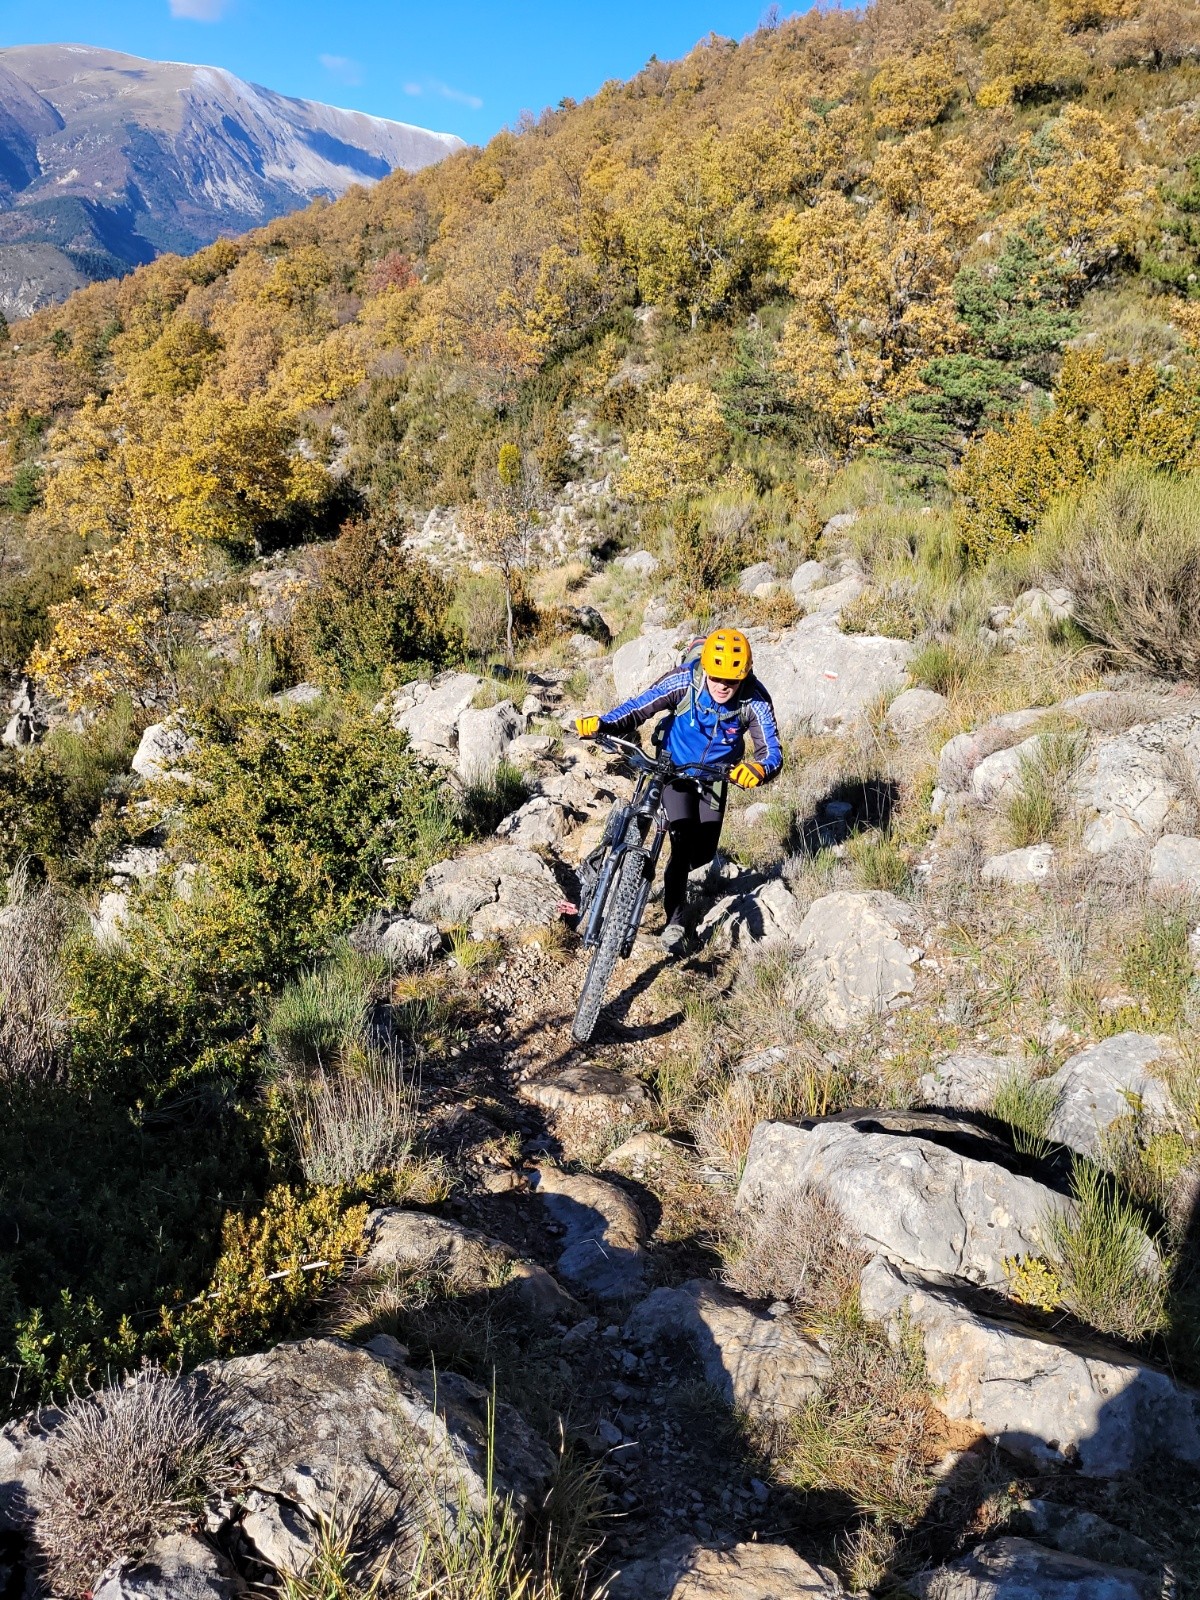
top-left (575, 715), bottom-right (601, 739)
top-left (730, 759), bottom-right (765, 790)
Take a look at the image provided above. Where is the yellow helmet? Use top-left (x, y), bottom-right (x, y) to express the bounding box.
top-left (699, 627), bottom-right (752, 682)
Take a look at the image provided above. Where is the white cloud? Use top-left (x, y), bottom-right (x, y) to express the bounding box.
top-left (319, 53), bottom-right (363, 86)
top-left (169, 0), bottom-right (229, 19)
top-left (403, 78), bottom-right (482, 110)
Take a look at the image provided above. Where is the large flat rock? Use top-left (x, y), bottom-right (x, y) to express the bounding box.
top-left (793, 891), bottom-right (924, 1028)
top-left (912, 1537), bottom-right (1159, 1600)
top-left (531, 1165), bottom-right (646, 1300)
top-left (608, 1537), bottom-right (842, 1600)
top-left (1044, 1034), bottom-right (1174, 1159)
top-left (751, 615), bottom-right (913, 736)
top-left (92, 1535), bottom-right (247, 1599)
top-left (624, 1279), bottom-right (831, 1417)
top-left (737, 1117), bottom-right (1070, 1287)
top-left (862, 1257), bottom-right (1200, 1476)
top-left (1072, 711), bottom-right (1200, 854)
top-left (410, 844), bottom-right (563, 935)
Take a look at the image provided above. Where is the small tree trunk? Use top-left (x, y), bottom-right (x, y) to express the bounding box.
top-left (504, 583), bottom-right (514, 663)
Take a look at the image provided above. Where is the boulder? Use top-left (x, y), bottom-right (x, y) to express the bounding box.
top-left (610, 628), bottom-right (686, 701)
top-left (506, 733), bottom-right (557, 768)
top-left (202, 1337), bottom-right (554, 1574)
top-left (1044, 1034), bottom-right (1174, 1160)
top-left (936, 711), bottom-right (1048, 793)
top-left (1072, 711), bottom-right (1200, 854)
top-left (520, 1064), bottom-right (650, 1124)
top-left (863, 1257), bottom-right (1200, 1477)
top-left (89, 890), bottom-right (129, 945)
top-left (387, 672), bottom-right (482, 761)
top-left (457, 701), bottom-right (523, 781)
top-left (364, 1210), bottom-right (574, 1319)
top-left (608, 1538), bottom-right (842, 1600)
top-left (1148, 832), bottom-right (1200, 891)
top-left (271, 682), bottom-right (323, 706)
top-left (695, 877), bottom-right (808, 949)
top-left (792, 891), bottom-right (924, 1028)
top-left (809, 571), bottom-right (866, 617)
top-left (131, 720), bottom-right (194, 781)
top-left (567, 604), bottom-right (611, 642)
top-left (738, 561), bottom-right (777, 595)
top-left (570, 632), bottom-right (605, 660)
top-left (912, 1537), bottom-right (1158, 1600)
top-left (602, 1131), bottom-right (686, 1177)
top-left (410, 845), bottom-right (563, 936)
top-left (969, 735), bottom-right (1043, 805)
top-left (737, 1117), bottom-right (1070, 1287)
top-left (107, 846), bottom-right (166, 884)
top-left (1013, 1501), bottom-right (1163, 1579)
top-left (92, 1535), bottom-right (247, 1599)
top-left (531, 1165), bottom-right (646, 1300)
top-left (347, 912), bottom-right (441, 967)
top-left (791, 559), bottom-right (828, 599)
top-left (918, 1052), bottom-right (1023, 1111)
top-left (616, 550), bottom-right (659, 577)
top-left (496, 795), bottom-right (565, 849)
top-left (981, 844), bottom-right (1055, 886)
top-left (752, 615), bottom-right (913, 736)
top-left (887, 687), bottom-right (948, 735)
top-left (0, 1407), bottom-right (62, 1533)
top-left (624, 1280), bottom-right (830, 1417)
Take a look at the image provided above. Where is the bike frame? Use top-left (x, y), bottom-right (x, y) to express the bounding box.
top-left (581, 733), bottom-right (728, 955)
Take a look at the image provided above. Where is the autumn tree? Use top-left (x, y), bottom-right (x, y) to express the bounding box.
top-left (621, 381), bottom-right (730, 503)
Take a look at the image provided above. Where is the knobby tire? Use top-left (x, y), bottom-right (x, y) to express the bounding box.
top-left (571, 848), bottom-right (647, 1045)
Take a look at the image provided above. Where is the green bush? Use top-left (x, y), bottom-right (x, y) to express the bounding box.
top-left (1003, 727), bottom-right (1087, 848)
top-left (292, 518), bottom-right (461, 692)
top-left (1045, 1159), bottom-right (1167, 1342)
top-left (267, 946), bottom-right (387, 1072)
top-left (1121, 907), bottom-right (1196, 1030)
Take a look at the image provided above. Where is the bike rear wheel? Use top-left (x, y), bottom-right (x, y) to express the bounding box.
top-left (571, 847), bottom-right (647, 1045)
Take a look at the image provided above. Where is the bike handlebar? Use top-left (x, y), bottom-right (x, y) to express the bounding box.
top-left (590, 732), bottom-right (730, 786)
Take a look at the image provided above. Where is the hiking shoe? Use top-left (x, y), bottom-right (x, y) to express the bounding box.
top-left (660, 921), bottom-right (687, 955)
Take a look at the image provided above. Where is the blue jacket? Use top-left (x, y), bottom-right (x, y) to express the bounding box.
top-left (599, 667), bottom-right (783, 779)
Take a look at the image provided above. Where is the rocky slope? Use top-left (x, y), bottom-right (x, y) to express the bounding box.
top-left (0, 44), bottom-right (464, 316)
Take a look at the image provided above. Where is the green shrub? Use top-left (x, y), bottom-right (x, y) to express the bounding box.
top-left (838, 587), bottom-right (920, 641)
top-left (292, 518), bottom-right (461, 691)
top-left (991, 1070), bottom-right (1059, 1157)
top-left (847, 831), bottom-right (911, 892)
top-left (1003, 727), bottom-right (1087, 848)
top-left (906, 638), bottom-right (982, 697)
top-left (266, 946), bottom-right (387, 1071)
top-left (1045, 1159), bottom-right (1167, 1342)
top-left (1055, 463), bottom-right (1200, 678)
top-left (459, 758), bottom-right (529, 836)
top-left (1121, 907), bottom-right (1196, 1030)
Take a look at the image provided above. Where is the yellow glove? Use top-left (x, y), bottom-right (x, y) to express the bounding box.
top-left (575, 715), bottom-right (601, 739)
top-left (730, 759), bottom-right (765, 790)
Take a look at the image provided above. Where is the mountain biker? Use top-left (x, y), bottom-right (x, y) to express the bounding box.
top-left (574, 628), bottom-right (782, 952)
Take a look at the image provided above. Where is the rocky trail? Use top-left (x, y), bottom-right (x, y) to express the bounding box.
top-left (8, 584), bottom-right (1200, 1598)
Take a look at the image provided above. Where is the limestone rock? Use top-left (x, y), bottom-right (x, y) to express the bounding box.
top-left (531, 1165), bottom-right (646, 1299)
top-left (695, 876), bottom-right (807, 949)
top-left (610, 628), bottom-right (686, 701)
top-left (608, 1538), bottom-right (842, 1600)
top-left (347, 912), bottom-right (441, 967)
top-left (602, 1132), bottom-right (685, 1177)
top-left (107, 845), bottom-right (166, 884)
top-left (791, 559), bottom-right (828, 599)
top-left (981, 844), bottom-right (1055, 886)
top-left (887, 687), bottom-right (948, 734)
top-left (570, 633), bottom-right (604, 660)
top-left (0, 1407), bottom-right (62, 1533)
top-left (1072, 710), bottom-right (1200, 854)
top-left (364, 1210), bottom-right (574, 1318)
top-left (863, 1257), bottom-right (1199, 1477)
top-left (457, 701), bottom-right (523, 781)
top-left (410, 844), bottom-right (563, 936)
top-left (793, 890), bottom-right (924, 1028)
top-left (506, 733), bottom-right (557, 768)
top-left (918, 1052), bottom-right (1023, 1111)
top-left (1044, 1034), bottom-right (1174, 1159)
top-left (496, 795), bottom-right (565, 849)
top-left (616, 550), bottom-right (659, 577)
top-left (738, 561), bottom-right (777, 595)
top-left (752, 615), bottom-right (912, 735)
top-left (624, 1280), bottom-right (830, 1417)
top-left (1014, 1500), bottom-right (1164, 1578)
top-left (969, 735), bottom-right (1043, 805)
top-left (936, 711), bottom-right (1047, 793)
top-left (90, 890), bottom-right (129, 945)
top-left (272, 682), bottom-right (323, 706)
top-left (1148, 832), bottom-right (1200, 890)
top-left (520, 1064), bottom-right (650, 1124)
top-left (131, 719), bottom-right (194, 781)
top-left (385, 672), bottom-right (482, 761)
top-left (737, 1117), bottom-right (1070, 1287)
top-left (202, 1338), bottom-right (554, 1574)
top-left (92, 1535), bottom-right (247, 1599)
top-left (913, 1537), bottom-right (1158, 1600)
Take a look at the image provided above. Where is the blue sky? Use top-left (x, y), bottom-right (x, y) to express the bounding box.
top-left (0, 1), bottom-right (785, 145)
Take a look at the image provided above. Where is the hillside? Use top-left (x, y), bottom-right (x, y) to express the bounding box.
top-left (4, 1), bottom-right (1200, 1596)
top-left (0, 44), bottom-right (464, 317)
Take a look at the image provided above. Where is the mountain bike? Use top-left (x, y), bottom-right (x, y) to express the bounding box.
top-left (570, 732), bottom-right (729, 1045)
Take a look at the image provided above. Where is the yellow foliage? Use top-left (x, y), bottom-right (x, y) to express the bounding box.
top-left (1005, 1254), bottom-right (1063, 1311)
top-left (266, 329), bottom-right (366, 413)
top-left (161, 1184), bottom-right (368, 1361)
top-left (870, 48), bottom-right (959, 133)
top-left (1015, 107), bottom-right (1149, 280)
top-left (621, 380), bottom-right (730, 503)
top-left (978, 1), bottom-right (1089, 103)
top-left (28, 530), bottom-right (212, 710)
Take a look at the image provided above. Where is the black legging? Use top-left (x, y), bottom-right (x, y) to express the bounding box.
top-left (662, 779), bottom-right (725, 925)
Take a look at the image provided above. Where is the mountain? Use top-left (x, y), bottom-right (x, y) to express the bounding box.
top-left (0, 44), bottom-right (465, 317)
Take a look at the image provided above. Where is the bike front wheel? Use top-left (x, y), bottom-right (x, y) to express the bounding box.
top-left (570, 847), bottom-right (648, 1045)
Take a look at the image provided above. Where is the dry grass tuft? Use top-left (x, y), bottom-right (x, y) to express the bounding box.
top-left (724, 1185), bottom-right (867, 1318)
top-left (39, 1368), bottom-right (235, 1596)
top-left (0, 869), bottom-right (75, 1083)
top-left (288, 1044), bottom-right (418, 1185)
